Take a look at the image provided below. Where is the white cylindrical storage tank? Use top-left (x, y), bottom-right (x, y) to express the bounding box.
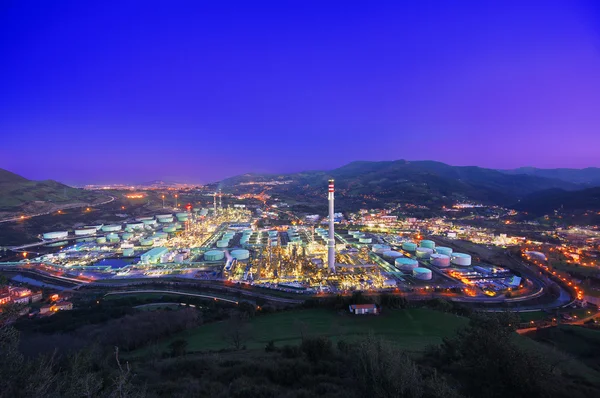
top-left (75, 228), bottom-right (96, 236)
top-left (176, 212), bottom-right (189, 221)
top-left (395, 257), bottom-right (419, 272)
top-left (348, 230), bottom-right (358, 235)
top-left (106, 233), bottom-right (120, 243)
top-left (96, 237), bottom-right (107, 244)
top-left (43, 231), bottom-right (69, 240)
top-left (126, 222), bottom-right (144, 230)
top-left (372, 244), bottom-right (391, 254)
top-left (451, 253), bottom-right (472, 266)
top-left (383, 250), bottom-right (403, 259)
top-left (204, 250), bottom-right (225, 261)
top-left (102, 224), bottom-right (122, 232)
top-left (140, 238), bottom-right (154, 246)
top-left (216, 240), bottom-right (229, 248)
top-left (123, 248), bottom-right (134, 257)
top-left (157, 216), bottom-right (174, 223)
top-left (413, 267), bottom-right (433, 280)
top-left (230, 249), bottom-right (250, 260)
top-left (142, 219), bottom-right (157, 226)
top-left (420, 240), bottom-right (435, 250)
top-left (416, 247), bottom-right (434, 259)
top-left (430, 253), bottom-right (451, 267)
top-left (122, 232), bottom-right (133, 240)
top-left (359, 237), bottom-right (372, 244)
top-left (402, 242), bottom-right (417, 252)
top-left (435, 246), bottom-right (453, 256)
top-left (154, 232), bottom-right (168, 239)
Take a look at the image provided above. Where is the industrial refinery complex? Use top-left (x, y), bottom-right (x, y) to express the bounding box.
top-left (0, 180), bottom-right (591, 311)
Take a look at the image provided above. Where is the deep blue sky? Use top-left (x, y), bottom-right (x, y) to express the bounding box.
top-left (2, 1), bottom-right (600, 185)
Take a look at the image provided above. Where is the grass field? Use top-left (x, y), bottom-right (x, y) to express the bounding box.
top-left (134, 308), bottom-right (469, 356)
top-left (520, 325), bottom-right (600, 384)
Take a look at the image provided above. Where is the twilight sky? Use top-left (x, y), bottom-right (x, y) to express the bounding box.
top-left (2, 0), bottom-right (600, 185)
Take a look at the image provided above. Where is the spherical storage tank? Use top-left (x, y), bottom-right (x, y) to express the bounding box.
top-left (231, 249), bottom-right (250, 260)
top-left (451, 253), bottom-right (472, 266)
top-left (395, 257), bottom-right (419, 272)
top-left (383, 250), bottom-right (403, 259)
top-left (435, 247), bottom-right (453, 256)
top-left (359, 237), bottom-right (372, 244)
top-left (413, 267), bottom-right (433, 280)
top-left (420, 240), bottom-right (435, 250)
top-left (430, 253), bottom-right (450, 267)
top-left (204, 250), bottom-right (225, 261)
top-left (372, 244), bottom-right (391, 254)
top-left (402, 242), bottom-right (417, 252)
top-left (43, 231), bottom-right (68, 240)
top-left (416, 247), bottom-right (434, 259)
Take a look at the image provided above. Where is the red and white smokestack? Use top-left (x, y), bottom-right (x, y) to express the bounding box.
top-left (328, 179), bottom-right (335, 273)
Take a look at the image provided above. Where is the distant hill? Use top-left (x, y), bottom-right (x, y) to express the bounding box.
top-left (513, 187), bottom-right (600, 215)
top-left (0, 168), bottom-right (106, 215)
top-left (217, 160), bottom-right (582, 210)
top-left (499, 167), bottom-right (600, 186)
top-left (0, 168), bottom-right (29, 184)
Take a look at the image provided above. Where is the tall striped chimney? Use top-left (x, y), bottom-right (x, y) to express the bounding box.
top-left (328, 179), bottom-right (336, 273)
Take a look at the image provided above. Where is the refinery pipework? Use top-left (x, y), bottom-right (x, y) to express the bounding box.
top-left (328, 179), bottom-right (336, 273)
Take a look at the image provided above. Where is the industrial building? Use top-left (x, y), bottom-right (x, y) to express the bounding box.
top-left (349, 304), bottom-right (378, 315)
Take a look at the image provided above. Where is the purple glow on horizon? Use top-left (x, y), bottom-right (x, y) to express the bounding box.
top-left (2, 1), bottom-right (600, 185)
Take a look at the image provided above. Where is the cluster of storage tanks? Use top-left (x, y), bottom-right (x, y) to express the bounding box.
top-left (240, 230), bottom-right (253, 245)
top-left (268, 230), bottom-right (279, 246)
top-left (217, 231), bottom-right (236, 248)
top-left (398, 239), bottom-right (471, 267)
top-left (42, 212), bottom-right (191, 242)
top-left (287, 228), bottom-right (302, 244)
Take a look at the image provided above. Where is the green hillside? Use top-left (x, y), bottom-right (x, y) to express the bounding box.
top-left (0, 168), bottom-right (103, 212)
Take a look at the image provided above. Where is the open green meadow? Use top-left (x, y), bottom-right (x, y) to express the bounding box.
top-left (135, 307), bottom-right (469, 356)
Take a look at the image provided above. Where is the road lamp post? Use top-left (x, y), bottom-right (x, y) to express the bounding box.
top-left (162, 195), bottom-right (165, 208)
